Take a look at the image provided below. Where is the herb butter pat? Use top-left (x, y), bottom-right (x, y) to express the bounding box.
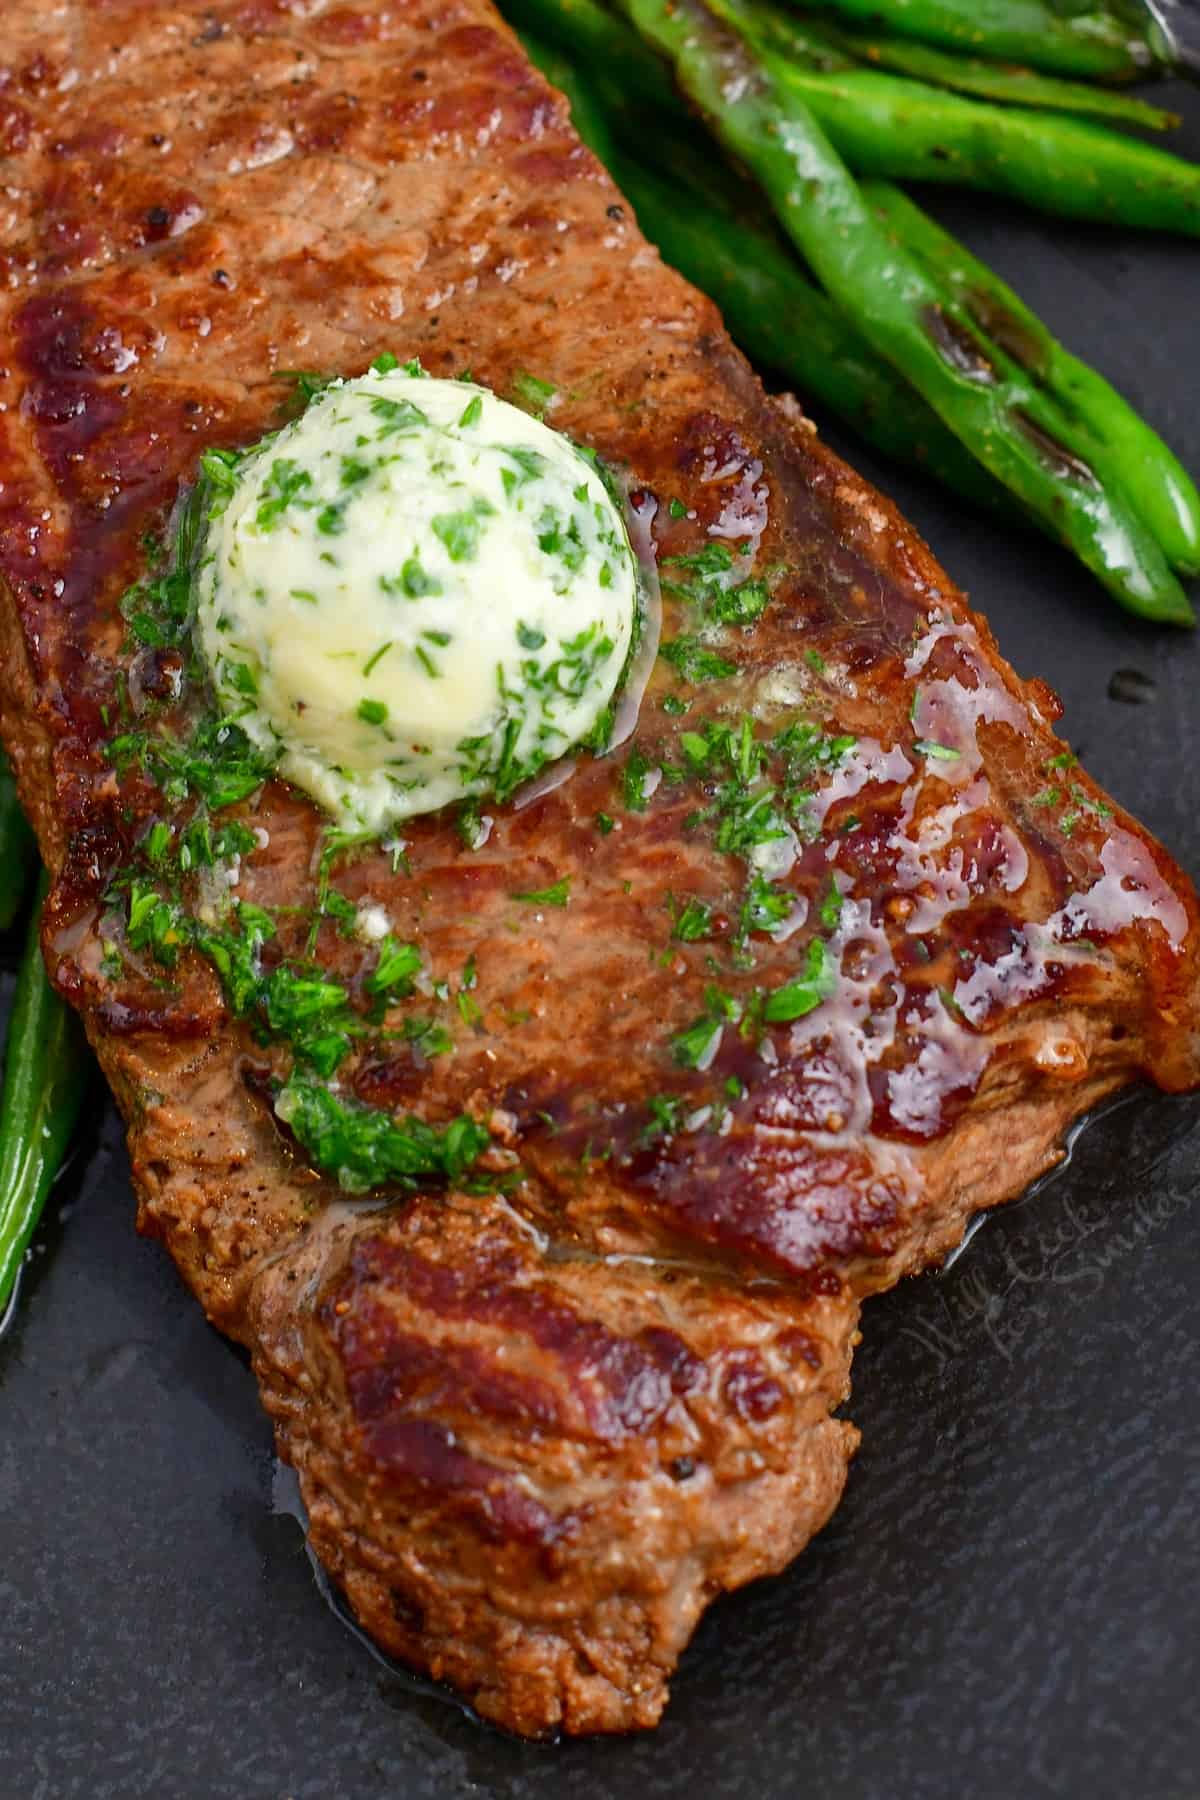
top-left (197, 368), bottom-right (638, 831)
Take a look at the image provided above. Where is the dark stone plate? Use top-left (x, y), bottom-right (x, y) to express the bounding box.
top-left (2, 80), bottom-right (1198, 1800)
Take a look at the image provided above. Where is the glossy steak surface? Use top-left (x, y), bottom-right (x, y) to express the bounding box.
top-left (0, 0), bottom-right (1197, 1738)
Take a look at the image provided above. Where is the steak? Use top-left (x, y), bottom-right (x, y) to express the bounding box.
top-left (1, 0), bottom-right (1197, 1740)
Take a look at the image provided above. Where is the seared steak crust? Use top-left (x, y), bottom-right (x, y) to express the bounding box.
top-left (1, 0), bottom-right (1197, 1737)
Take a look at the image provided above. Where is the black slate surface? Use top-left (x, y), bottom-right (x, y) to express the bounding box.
top-left (2, 80), bottom-right (1199, 1800)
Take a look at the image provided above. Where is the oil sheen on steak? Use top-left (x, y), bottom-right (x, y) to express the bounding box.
top-left (0, 0), bottom-right (1197, 1740)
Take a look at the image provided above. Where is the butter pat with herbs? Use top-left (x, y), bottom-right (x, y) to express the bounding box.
top-left (196, 367), bottom-right (638, 831)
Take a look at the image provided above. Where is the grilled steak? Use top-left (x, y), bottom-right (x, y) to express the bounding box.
top-left (1, 0), bottom-right (1197, 1740)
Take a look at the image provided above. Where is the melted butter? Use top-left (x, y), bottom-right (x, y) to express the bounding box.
top-left (887, 777), bottom-right (1030, 936)
top-left (1060, 828), bottom-right (1188, 950)
top-left (906, 612), bottom-right (1027, 784)
top-left (776, 896), bottom-right (898, 1144)
top-left (706, 449), bottom-right (768, 561)
top-left (885, 999), bottom-right (990, 1139)
top-left (950, 823), bottom-right (1188, 1031)
top-left (810, 737), bottom-right (913, 830)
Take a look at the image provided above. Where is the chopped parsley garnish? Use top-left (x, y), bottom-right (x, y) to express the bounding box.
top-left (254, 458), bottom-right (313, 531)
top-left (1071, 782), bottom-right (1112, 820)
top-left (641, 1094), bottom-right (685, 1142)
top-left (672, 1014), bottom-right (725, 1070)
top-left (319, 889), bottom-right (359, 939)
top-left (368, 393), bottom-right (428, 436)
top-left (118, 472), bottom-right (209, 649)
top-left (675, 713), bottom-right (854, 876)
top-left (108, 716), bottom-right (276, 812)
top-left (659, 637), bottom-right (737, 685)
top-left (660, 539), bottom-right (774, 631)
top-left (1030, 776), bottom-right (1110, 829)
top-left (938, 985), bottom-right (965, 1020)
top-left (536, 505), bottom-right (587, 576)
top-left (622, 746), bottom-right (654, 812)
top-left (671, 985), bottom-right (740, 1069)
top-left (211, 822), bottom-right (256, 860)
top-left (381, 553), bottom-right (441, 599)
top-left (499, 446), bottom-right (546, 497)
top-left (457, 987), bottom-right (483, 1028)
top-left (740, 872), bottom-right (792, 938)
top-left (432, 499), bottom-right (494, 562)
top-left (914, 739), bottom-right (961, 761)
top-left (773, 720), bottom-right (857, 782)
top-left (817, 880), bottom-right (844, 931)
top-left (277, 369), bottom-right (336, 406)
top-left (366, 935), bottom-right (422, 997)
top-left (510, 371), bottom-right (557, 417)
top-left (262, 966), bottom-right (357, 1076)
top-left (513, 878), bottom-right (570, 908)
top-left (660, 714), bottom-right (859, 982)
top-left (763, 938), bottom-right (837, 1023)
top-left (456, 799), bottom-right (488, 850)
top-left (396, 1016), bottom-right (454, 1058)
top-left (670, 896), bottom-right (714, 942)
top-left (126, 881), bottom-right (188, 966)
top-left (143, 821), bottom-right (172, 866)
top-left (275, 1076), bottom-right (489, 1194)
top-left (664, 543), bottom-right (734, 579)
top-left (713, 787), bottom-right (790, 861)
top-left (708, 579), bottom-right (770, 626)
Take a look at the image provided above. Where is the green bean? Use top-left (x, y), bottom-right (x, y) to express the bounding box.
top-left (713, 1), bottom-right (1200, 234)
top-left (803, 23), bottom-right (1179, 128)
top-left (781, 67), bottom-right (1200, 233)
top-left (0, 749), bottom-right (36, 932)
top-left (791, 0), bottom-right (1160, 82)
top-left (0, 870), bottom-right (91, 1318)
top-left (614, 0), bottom-right (1194, 623)
top-left (864, 179), bottom-right (1200, 574)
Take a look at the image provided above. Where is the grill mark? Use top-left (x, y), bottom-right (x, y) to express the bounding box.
top-left (358, 1416), bottom-right (566, 1546)
top-left (340, 1309), bottom-right (570, 1437)
top-left (631, 1123), bottom-right (906, 1280)
top-left (333, 1233), bottom-right (707, 1441)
